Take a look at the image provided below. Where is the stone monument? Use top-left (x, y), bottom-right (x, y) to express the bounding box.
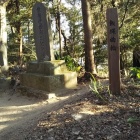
top-left (20, 2), bottom-right (77, 92)
top-left (32, 2), bottom-right (54, 61)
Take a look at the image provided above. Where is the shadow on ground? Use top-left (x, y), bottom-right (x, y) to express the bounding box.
top-left (0, 80), bottom-right (140, 140)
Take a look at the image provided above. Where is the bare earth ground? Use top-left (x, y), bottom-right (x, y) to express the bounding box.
top-left (0, 79), bottom-right (140, 140)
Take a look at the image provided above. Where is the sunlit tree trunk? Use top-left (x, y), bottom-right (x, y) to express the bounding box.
top-left (57, 5), bottom-right (62, 58)
top-left (81, 0), bottom-right (96, 78)
top-left (0, 3), bottom-right (8, 70)
top-left (19, 27), bottom-right (23, 65)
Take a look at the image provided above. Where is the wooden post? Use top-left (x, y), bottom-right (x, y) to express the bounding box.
top-left (106, 8), bottom-right (121, 94)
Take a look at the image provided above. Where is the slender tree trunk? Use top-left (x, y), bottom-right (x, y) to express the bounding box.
top-left (27, 20), bottom-right (30, 44)
top-left (57, 10), bottom-right (62, 58)
top-left (81, 0), bottom-right (96, 78)
top-left (61, 30), bottom-right (70, 56)
top-left (19, 27), bottom-right (23, 65)
top-left (54, 0), bottom-right (62, 59)
top-left (15, 0), bottom-right (22, 65)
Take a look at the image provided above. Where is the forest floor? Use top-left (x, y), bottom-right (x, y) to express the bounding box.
top-left (0, 78), bottom-right (140, 140)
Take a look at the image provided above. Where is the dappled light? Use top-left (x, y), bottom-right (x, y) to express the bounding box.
top-left (0, 0), bottom-right (140, 139)
top-left (25, 86), bottom-right (139, 140)
top-left (0, 78), bottom-right (140, 139)
top-left (0, 86), bottom-right (88, 139)
top-left (0, 90), bottom-right (66, 132)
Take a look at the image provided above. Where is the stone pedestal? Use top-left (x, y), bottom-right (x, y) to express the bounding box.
top-left (20, 60), bottom-right (77, 92)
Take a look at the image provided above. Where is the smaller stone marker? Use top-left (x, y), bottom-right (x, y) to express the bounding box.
top-left (106, 8), bottom-right (121, 94)
top-left (32, 2), bottom-right (54, 62)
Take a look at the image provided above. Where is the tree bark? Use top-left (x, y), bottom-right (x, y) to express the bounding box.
top-left (81, 0), bottom-right (96, 77)
top-left (19, 27), bottom-right (23, 65)
top-left (0, 4), bottom-right (8, 70)
top-left (15, 0), bottom-right (23, 65)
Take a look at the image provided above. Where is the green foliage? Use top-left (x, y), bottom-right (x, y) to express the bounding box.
top-left (22, 45), bottom-right (37, 62)
top-left (64, 55), bottom-right (82, 72)
top-left (94, 39), bottom-right (108, 66)
top-left (129, 67), bottom-right (140, 79)
top-left (4, 0), bottom-right (140, 71)
top-left (88, 73), bottom-right (106, 102)
top-left (90, 0), bottom-right (140, 71)
top-left (97, 65), bottom-right (108, 77)
top-left (127, 117), bottom-right (140, 127)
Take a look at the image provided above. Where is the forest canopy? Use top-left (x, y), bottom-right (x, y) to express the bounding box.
top-left (0, 0), bottom-right (139, 75)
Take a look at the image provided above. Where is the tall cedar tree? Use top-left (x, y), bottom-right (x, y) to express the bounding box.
top-left (81, 0), bottom-right (96, 78)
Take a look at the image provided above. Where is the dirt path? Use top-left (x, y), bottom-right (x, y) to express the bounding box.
top-left (0, 80), bottom-right (139, 140)
top-left (0, 85), bottom-right (89, 140)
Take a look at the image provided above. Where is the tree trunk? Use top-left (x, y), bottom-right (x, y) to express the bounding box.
top-left (19, 27), bottom-right (23, 65)
top-left (55, 0), bottom-right (62, 59)
top-left (81, 0), bottom-right (96, 78)
top-left (15, 0), bottom-right (22, 65)
top-left (0, 4), bottom-right (8, 71)
top-left (57, 10), bottom-right (62, 58)
top-left (61, 30), bottom-right (70, 56)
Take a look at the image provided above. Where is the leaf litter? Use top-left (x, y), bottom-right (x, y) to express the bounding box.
top-left (25, 79), bottom-right (140, 140)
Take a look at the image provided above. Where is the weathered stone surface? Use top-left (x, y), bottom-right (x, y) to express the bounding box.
top-left (20, 60), bottom-right (77, 92)
top-left (32, 2), bottom-right (54, 62)
top-left (63, 72), bottom-right (77, 89)
top-left (20, 73), bottom-right (63, 92)
top-left (20, 71), bottom-right (77, 92)
top-left (27, 60), bottom-right (67, 75)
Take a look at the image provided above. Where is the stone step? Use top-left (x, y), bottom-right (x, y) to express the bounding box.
top-left (27, 60), bottom-right (68, 75)
top-left (20, 71), bottom-right (77, 92)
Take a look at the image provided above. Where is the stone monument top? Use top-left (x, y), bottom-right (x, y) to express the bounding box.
top-left (32, 2), bottom-right (54, 62)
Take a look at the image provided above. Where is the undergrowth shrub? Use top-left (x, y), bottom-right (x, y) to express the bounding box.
top-left (129, 67), bottom-right (140, 79)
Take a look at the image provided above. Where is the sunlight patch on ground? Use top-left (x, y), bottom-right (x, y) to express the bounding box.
top-left (0, 125), bottom-right (9, 131)
top-left (0, 93), bottom-right (71, 132)
top-left (79, 101), bottom-right (114, 116)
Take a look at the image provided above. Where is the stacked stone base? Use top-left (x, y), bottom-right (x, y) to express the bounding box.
top-left (20, 60), bottom-right (77, 92)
